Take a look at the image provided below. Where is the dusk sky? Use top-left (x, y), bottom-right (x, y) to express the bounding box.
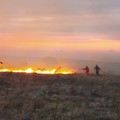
top-left (0, 0), bottom-right (120, 68)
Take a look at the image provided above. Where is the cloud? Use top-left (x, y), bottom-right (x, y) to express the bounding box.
top-left (12, 17), bottom-right (35, 22)
top-left (0, 0), bottom-right (120, 40)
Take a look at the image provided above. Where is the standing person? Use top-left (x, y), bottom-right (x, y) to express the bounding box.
top-left (94, 65), bottom-right (101, 75)
top-left (82, 65), bottom-right (89, 75)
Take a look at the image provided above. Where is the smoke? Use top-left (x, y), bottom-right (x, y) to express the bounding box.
top-left (1, 55), bottom-right (120, 75)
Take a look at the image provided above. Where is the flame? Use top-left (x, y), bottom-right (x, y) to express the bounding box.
top-left (0, 68), bottom-right (73, 74)
top-left (36, 69), bottom-right (56, 74)
top-left (0, 69), bottom-right (10, 72)
top-left (24, 68), bottom-right (34, 73)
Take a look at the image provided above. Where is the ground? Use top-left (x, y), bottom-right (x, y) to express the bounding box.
top-left (0, 73), bottom-right (120, 120)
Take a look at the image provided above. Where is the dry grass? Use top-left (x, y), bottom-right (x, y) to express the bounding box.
top-left (0, 73), bottom-right (120, 120)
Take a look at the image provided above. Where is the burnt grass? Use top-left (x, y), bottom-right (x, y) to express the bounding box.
top-left (0, 72), bottom-right (120, 120)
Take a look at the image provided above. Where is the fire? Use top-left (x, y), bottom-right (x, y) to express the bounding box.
top-left (24, 68), bottom-right (34, 73)
top-left (0, 68), bottom-right (73, 74)
top-left (0, 69), bottom-right (10, 72)
top-left (36, 69), bottom-right (56, 74)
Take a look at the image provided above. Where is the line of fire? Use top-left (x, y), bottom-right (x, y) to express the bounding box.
top-left (0, 62), bottom-right (74, 74)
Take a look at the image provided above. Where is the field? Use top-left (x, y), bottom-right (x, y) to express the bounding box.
top-left (0, 73), bottom-right (120, 120)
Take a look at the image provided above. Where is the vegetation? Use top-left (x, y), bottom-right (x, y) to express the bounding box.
top-left (0, 73), bottom-right (120, 120)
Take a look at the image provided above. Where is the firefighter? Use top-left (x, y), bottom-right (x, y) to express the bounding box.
top-left (82, 65), bottom-right (89, 75)
top-left (94, 65), bottom-right (101, 75)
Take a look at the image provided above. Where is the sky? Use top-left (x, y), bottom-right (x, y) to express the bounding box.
top-left (0, 0), bottom-right (120, 69)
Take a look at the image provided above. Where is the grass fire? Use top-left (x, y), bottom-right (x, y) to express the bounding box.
top-left (0, 67), bottom-right (73, 74)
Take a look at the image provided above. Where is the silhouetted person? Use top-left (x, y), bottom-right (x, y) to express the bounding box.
top-left (94, 65), bottom-right (101, 75)
top-left (82, 65), bottom-right (89, 75)
top-left (0, 62), bottom-right (3, 69)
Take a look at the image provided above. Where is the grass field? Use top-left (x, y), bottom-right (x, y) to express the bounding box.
top-left (0, 73), bottom-right (120, 120)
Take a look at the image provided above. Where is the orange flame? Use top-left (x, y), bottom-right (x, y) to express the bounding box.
top-left (0, 68), bottom-right (73, 74)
